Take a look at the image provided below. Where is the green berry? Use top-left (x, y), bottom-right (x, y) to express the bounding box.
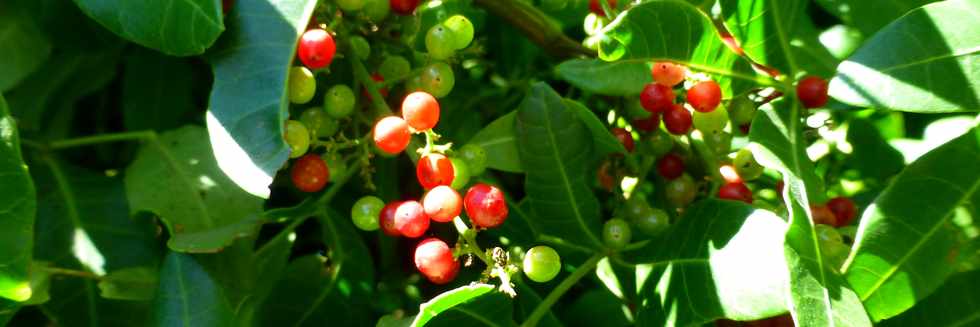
top-left (623, 198), bottom-right (669, 236)
top-left (420, 62), bottom-right (455, 98)
top-left (335, 0), bottom-right (365, 11)
top-left (425, 24), bottom-right (457, 60)
top-left (665, 174), bottom-right (696, 207)
top-left (728, 96), bottom-right (757, 125)
top-left (379, 56), bottom-right (411, 80)
top-left (443, 15), bottom-right (474, 50)
top-left (352, 196), bottom-right (384, 231)
top-left (324, 85), bottom-right (356, 118)
top-left (285, 120), bottom-right (310, 158)
top-left (703, 131), bottom-right (732, 155)
top-left (288, 66), bottom-right (316, 104)
top-left (603, 218), bottom-right (632, 249)
top-left (459, 144), bottom-right (487, 176)
top-left (449, 157), bottom-right (471, 190)
top-left (645, 129), bottom-right (674, 157)
top-left (523, 245), bottom-right (561, 283)
top-left (350, 36), bottom-right (371, 60)
top-left (300, 107), bottom-right (339, 138)
top-left (734, 148), bottom-right (764, 181)
top-left (693, 104), bottom-right (729, 134)
top-left (363, 0), bottom-right (390, 22)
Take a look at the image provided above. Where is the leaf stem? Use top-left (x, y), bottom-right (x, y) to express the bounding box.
top-left (473, 0), bottom-right (595, 59)
top-left (44, 267), bottom-right (102, 280)
top-left (254, 216), bottom-right (308, 258)
top-left (47, 131), bottom-right (156, 150)
top-left (521, 253), bottom-right (604, 327)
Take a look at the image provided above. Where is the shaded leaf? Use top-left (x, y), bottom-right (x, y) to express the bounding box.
top-left (0, 94), bottom-right (35, 302)
top-left (516, 83), bottom-right (604, 250)
top-left (814, 0), bottom-right (938, 37)
top-left (122, 48), bottom-right (198, 132)
top-left (721, 0), bottom-right (837, 76)
top-left (566, 99), bottom-right (627, 157)
top-left (72, 0), bottom-right (224, 56)
top-left (561, 288), bottom-right (631, 327)
top-left (125, 126), bottom-right (263, 252)
top-left (879, 270), bottom-right (980, 327)
top-left (205, 0), bottom-right (317, 198)
top-left (555, 59), bottom-right (650, 96)
top-left (98, 267), bottom-right (158, 301)
top-left (828, 0), bottom-right (980, 113)
top-left (843, 126), bottom-right (980, 321)
top-left (153, 252), bottom-right (234, 327)
top-left (513, 281), bottom-right (560, 327)
top-left (846, 119), bottom-right (905, 180)
top-left (0, 1), bottom-right (52, 91)
top-left (467, 111), bottom-right (523, 173)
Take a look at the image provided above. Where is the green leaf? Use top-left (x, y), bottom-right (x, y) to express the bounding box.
top-left (561, 289), bottom-right (632, 327)
top-left (516, 83), bottom-right (604, 250)
top-left (154, 252), bottom-right (235, 327)
top-left (513, 281), bottom-right (561, 327)
top-left (748, 100), bottom-right (871, 327)
top-left (71, 0), bottom-right (224, 56)
top-left (412, 284), bottom-right (514, 326)
top-left (0, 94), bottom-right (35, 302)
top-left (620, 200), bottom-right (790, 325)
top-left (599, 0), bottom-right (766, 97)
top-left (828, 0), bottom-right (980, 113)
top-left (846, 119), bottom-right (905, 180)
top-left (467, 111), bottom-right (523, 173)
top-left (0, 2), bottom-right (52, 91)
top-left (879, 270), bottom-right (980, 327)
top-left (843, 126), bottom-right (980, 321)
top-left (0, 261), bottom-right (53, 324)
top-left (555, 59), bottom-right (650, 96)
top-left (122, 48), bottom-right (198, 132)
top-left (205, 0), bottom-right (317, 198)
top-left (98, 267), bottom-right (158, 301)
top-left (814, 0), bottom-right (938, 37)
top-left (124, 126), bottom-right (263, 252)
top-left (565, 99), bottom-right (627, 156)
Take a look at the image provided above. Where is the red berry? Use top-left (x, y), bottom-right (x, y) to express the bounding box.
top-left (663, 104), bottom-right (692, 135)
top-left (651, 62), bottom-right (685, 87)
top-left (391, 0), bottom-right (421, 15)
top-left (656, 153), bottom-right (684, 180)
top-left (811, 204), bottom-right (838, 226)
top-left (611, 128), bottom-right (634, 153)
top-left (597, 160), bottom-right (616, 191)
top-left (827, 197), bottom-right (857, 227)
top-left (373, 116), bottom-right (411, 154)
top-left (394, 200), bottom-right (430, 238)
top-left (423, 186), bottom-right (462, 223)
top-left (414, 238), bottom-right (460, 284)
top-left (417, 153), bottom-right (455, 189)
top-left (796, 76), bottom-right (829, 108)
top-left (362, 73), bottom-right (389, 101)
top-left (297, 29), bottom-right (336, 69)
top-left (632, 114), bottom-right (660, 132)
top-left (291, 154), bottom-right (330, 192)
top-left (464, 183), bottom-right (508, 228)
top-left (380, 201), bottom-right (403, 236)
top-left (401, 91), bottom-right (440, 131)
top-left (687, 80), bottom-right (722, 112)
top-left (639, 83), bottom-right (675, 113)
top-left (717, 182), bottom-right (753, 204)
top-left (588, 0), bottom-right (617, 16)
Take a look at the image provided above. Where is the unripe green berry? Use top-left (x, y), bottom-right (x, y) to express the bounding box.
top-left (288, 66), bottom-right (316, 104)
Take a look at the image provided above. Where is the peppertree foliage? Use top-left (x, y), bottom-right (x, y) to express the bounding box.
top-left (0, 0), bottom-right (978, 326)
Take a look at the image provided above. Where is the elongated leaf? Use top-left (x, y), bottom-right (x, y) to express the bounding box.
top-left (620, 200), bottom-right (790, 325)
top-left (467, 111), bottom-right (523, 173)
top-left (879, 270), bottom-right (980, 327)
top-left (721, 0), bottom-right (837, 77)
top-left (829, 0), bottom-right (980, 113)
top-left (411, 284), bottom-right (514, 326)
top-left (0, 2), bottom-right (51, 91)
top-left (843, 126), bottom-right (980, 321)
top-left (72, 0), bottom-right (223, 56)
top-left (154, 252), bottom-right (234, 327)
top-left (122, 48), bottom-right (198, 132)
top-left (565, 99), bottom-right (627, 157)
top-left (597, 0), bottom-right (766, 97)
top-left (516, 83), bottom-right (604, 249)
top-left (749, 100), bottom-right (870, 327)
top-left (0, 94), bottom-right (35, 302)
top-left (125, 126), bottom-right (263, 252)
top-left (205, 0), bottom-right (317, 198)
top-left (814, 0), bottom-right (938, 38)
top-left (555, 59), bottom-right (650, 96)
top-left (98, 267), bottom-right (158, 301)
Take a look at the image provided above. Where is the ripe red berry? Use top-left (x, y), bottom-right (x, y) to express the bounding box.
top-left (597, 160), bottom-right (616, 191)
top-left (401, 91), bottom-right (440, 131)
top-left (423, 186), bottom-right (462, 223)
top-left (827, 196), bottom-right (858, 227)
top-left (663, 104), bottom-right (692, 135)
top-left (632, 114), bottom-right (660, 132)
top-left (639, 83), bottom-right (675, 113)
top-left (297, 29), bottom-right (336, 69)
top-left (414, 238), bottom-right (460, 284)
top-left (656, 153), bottom-right (684, 180)
top-left (291, 154), bottom-right (330, 192)
top-left (394, 200), bottom-right (430, 238)
top-left (391, 0), bottom-right (421, 15)
top-left (611, 128), bottom-right (634, 152)
top-left (796, 76), bottom-right (829, 108)
top-left (651, 62), bottom-right (685, 87)
top-left (373, 116), bottom-right (411, 154)
top-left (379, 201), bottom-right (403, 236)
top-left (717, 182), bottom-right (753, 204)
top-left (588, 0), bottom-right (617, 16)
top-left (464, 183), bottom-right (508, 228)
top-left (417, 153), bottom-right (455, 189)
top-left (687, 80), bottom-right (722, 112)
top-left (811, 204), bottom-right (837, 226)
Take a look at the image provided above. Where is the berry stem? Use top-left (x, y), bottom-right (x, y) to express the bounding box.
top-left (452, 216), bottom-right (491, 266)
top-left (521, 253), bottom-right (605, 327)
top-left (473, 0), bottom-right (595, 59)
top-left (254, 216), bottom-right (308, 258)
